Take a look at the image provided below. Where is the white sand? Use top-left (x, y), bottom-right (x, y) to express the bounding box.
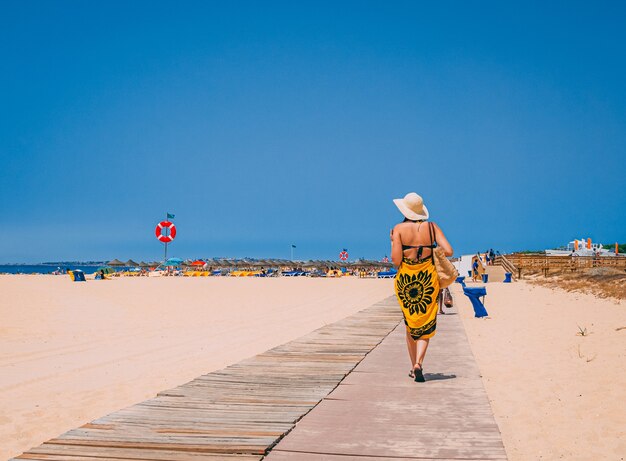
top-left (0, 275), bottom-right (393, 459)
top-left (454, 281), bottom-right (626, 461)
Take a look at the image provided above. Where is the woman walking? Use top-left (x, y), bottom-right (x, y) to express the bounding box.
top-left (390, 193), bottom-right (453, 382)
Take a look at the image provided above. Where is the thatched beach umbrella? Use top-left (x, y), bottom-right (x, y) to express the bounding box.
top-left (125, 259), bottom-right (139, 267)
top-left (108, 259), bottom-right (125, 267)
top-left (138, 261), bottom-right (150, 267)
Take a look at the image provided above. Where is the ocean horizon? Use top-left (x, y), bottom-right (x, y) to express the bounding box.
top-left (0, 265), bottom-right (103, 274)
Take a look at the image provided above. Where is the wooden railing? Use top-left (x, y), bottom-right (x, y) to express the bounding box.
top-left (500, 253), bottom-right (626, 278)
top-left (494, 255), bottom-right (519, 280)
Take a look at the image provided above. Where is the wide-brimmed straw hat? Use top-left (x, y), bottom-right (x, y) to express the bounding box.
top-left (393, 192), bottom-right (429, 221)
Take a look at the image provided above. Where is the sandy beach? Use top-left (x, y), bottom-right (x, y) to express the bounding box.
top-left (454, 280), bottom-right (626, 461)
top-left (0, 275), bottom-right (392, 459)
top-left (3, 275), bottom-right (625, 460)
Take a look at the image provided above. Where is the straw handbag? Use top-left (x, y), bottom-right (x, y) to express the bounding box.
top-left (429, 223), bottom-right (458, 288)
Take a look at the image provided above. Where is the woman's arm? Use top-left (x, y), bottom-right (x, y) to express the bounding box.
top-left (433, 223), bottom-right (453, 257)
top-left (391, 225), bottom-right (403, 268)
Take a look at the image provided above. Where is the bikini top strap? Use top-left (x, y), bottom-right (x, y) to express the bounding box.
top-left (428, 222), bottom-right (436, 263)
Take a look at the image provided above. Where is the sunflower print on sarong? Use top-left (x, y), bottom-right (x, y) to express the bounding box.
top-left (396, 270), bottom-right (435, 315)
top-left (395, 257), bottom-right (440, 340)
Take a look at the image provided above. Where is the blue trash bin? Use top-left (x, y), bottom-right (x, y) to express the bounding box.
top-left (481, 273), bottom-right (489, 283)
top-left (467, 270), bottom-right (472, 277)
top-left (504, 272), bottom-right (512, 283)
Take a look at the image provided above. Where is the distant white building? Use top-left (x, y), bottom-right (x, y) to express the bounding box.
top-left (545, 238), bottom-right (618, 257)
top-left (454, 254), bottom-right (484, 277)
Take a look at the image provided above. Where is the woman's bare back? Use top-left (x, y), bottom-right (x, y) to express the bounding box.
top-left (396, 221), bottom-right (435, 261)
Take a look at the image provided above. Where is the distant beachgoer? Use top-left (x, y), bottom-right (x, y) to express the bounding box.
top-left (472, 258), bottom-right (480, 281)
top-left (391, 193), bottom-right (453, 383)
top-left (485, 252), bottom-right (490, 266)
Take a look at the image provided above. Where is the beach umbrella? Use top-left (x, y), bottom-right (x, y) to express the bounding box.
top-left (138, 261), bottom-right (150, 267)
top-left (107, 259), bottom-right (125, 267)
top-left (191, 260), bottom-right (205, 266)
top-left (125, 259), bottom-right (139, 267)
top-left (164, 257), bottom-right (183, 267)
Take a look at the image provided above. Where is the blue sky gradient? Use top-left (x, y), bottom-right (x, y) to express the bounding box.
top-left (1, 1), bottom-right (625, 262)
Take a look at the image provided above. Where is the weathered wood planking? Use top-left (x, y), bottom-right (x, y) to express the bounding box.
top-left (265, 300), bottom-right (509, 460)
top-left (13, 297), bottom-right (401, 461)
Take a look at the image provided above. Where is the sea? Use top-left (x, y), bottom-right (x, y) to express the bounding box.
top-left (0, 265), bottom-right (102, 274)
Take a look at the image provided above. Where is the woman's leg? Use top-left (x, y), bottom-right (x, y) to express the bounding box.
top-left (405, 330), bottom-right (417, 369)
top-left (416, 338), bottom-right (430, 369)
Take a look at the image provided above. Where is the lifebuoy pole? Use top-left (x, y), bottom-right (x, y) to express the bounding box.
top-left (164, 213), bottom-right (168, 262)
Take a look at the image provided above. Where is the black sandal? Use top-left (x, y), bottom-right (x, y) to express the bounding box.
top-left (413, 365), bottom-right (425, 383)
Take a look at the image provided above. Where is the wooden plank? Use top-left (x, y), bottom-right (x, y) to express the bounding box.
top-left (17, 443), bottom-right (262, 460)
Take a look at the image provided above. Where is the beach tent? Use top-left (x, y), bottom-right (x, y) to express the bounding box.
top-left (125, 259), bottom-right (139, 267)
top-left (69, 270), bottom-right (86, 282)
top-left (96, 266), bottom-right (115, 275)
top-left (107, 259), bottom-right (125, 267)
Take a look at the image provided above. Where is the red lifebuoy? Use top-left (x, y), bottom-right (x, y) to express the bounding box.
top-left (155, 221), bottom-right (177, 243)
top-left (339, 251), bottom-right (348, 261)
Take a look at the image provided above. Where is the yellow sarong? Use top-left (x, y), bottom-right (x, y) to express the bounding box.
top-left (395, 257), bottom-right (440, 340)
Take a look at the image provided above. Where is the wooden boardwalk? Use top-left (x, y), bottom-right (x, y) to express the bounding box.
top-left (13, 295), bottom-right (507, 461)
top-left (12, 297), bottom-right (401, 461)
top-left (265, 303), bottom-right (508, 460)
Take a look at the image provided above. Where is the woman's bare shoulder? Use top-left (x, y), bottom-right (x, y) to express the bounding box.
top-left (394, 222), bottom-right (414, 233)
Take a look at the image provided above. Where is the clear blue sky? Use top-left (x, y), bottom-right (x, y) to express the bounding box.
top-left (1, 1), bottom-right (625, 263)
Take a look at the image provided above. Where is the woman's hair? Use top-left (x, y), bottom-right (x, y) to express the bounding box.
top-left (403, 218), bottom-right (425, 223)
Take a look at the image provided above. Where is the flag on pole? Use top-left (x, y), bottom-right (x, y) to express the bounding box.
top-left (291, 244), bottom-right (296, 248)
top-left (167, 213), bottom-right (175, 219)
